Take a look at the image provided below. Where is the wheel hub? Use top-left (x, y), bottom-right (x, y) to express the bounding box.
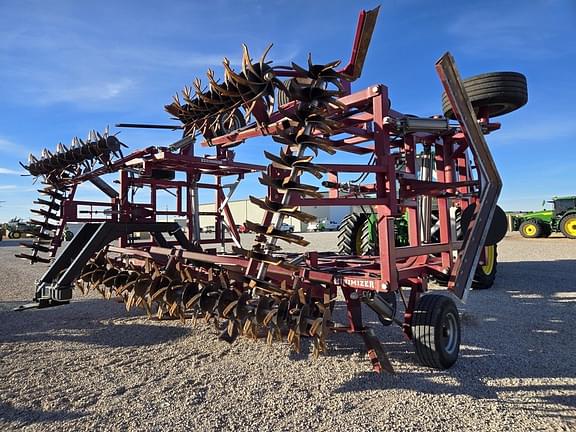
top-left (441, 312), bottom-right (458, 355)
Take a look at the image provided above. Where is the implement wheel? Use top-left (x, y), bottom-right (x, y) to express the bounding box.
top-left (559, 214), bottom-right (576, 239)
top-left (519, 220), bottom-right (542, 238)
top-left (412, 294), bottom-right (460, 369)
top-left (472, 244), bottom-right (498, 289)
top-left (442, 72), bottom-right (527, 119)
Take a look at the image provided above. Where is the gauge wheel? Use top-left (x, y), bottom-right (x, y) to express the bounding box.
top-left (412, 294), bottom-right (460, 369)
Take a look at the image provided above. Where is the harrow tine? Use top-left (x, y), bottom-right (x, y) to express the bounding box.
top-left (244, 220), bottom-right (309, 246)
top-left (258, 43), bottom-right (273, 71)
top-left (258, 174), bottom-right (323, 198)
top-left (361, 328), bottom-right (395, 374)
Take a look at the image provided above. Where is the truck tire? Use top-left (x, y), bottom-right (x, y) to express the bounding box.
top-left (519, 220), bottom-right (542, 238)
top-left (472, 244), bottom-right (497, 289)
top-left (559, 214), bottom-right (576, 239)
top-left (442, 72), bottom-right (527, 119)
top-left (412, 294), bottom-right (460, 369)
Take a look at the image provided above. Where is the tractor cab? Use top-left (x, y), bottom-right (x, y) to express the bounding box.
top-left (552, 196), bottom-right (576, 217)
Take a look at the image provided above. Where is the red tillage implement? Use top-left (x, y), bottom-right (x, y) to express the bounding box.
top-left (16, 7), bottom-right (526, 372)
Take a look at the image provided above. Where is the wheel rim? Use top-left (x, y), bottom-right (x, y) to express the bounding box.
top-left (441, 312), bottom-right (458, 355)
top-left (523, 224), bottom-right (536, 236)
top-left (481, 245), bottom-right (495, 275)
top-left (565, 218), bottom-right (576, 236)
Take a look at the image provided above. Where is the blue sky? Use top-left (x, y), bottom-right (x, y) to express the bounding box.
top-left (0, 0), bottom-right (574, 220)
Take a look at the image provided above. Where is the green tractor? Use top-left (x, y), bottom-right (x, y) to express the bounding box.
top-left (512, 196), bottom-right (576, 239)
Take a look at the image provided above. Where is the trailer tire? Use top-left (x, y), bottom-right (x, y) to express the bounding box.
top-left (559, 214), bottom-right (576, 239)
top-left (412, 294), bottom-right (460, 369)
top-left (472, 244), bottom-right (497, 289)
top-left (519, 220), bottom-right (542, 238)
top-left (442, 72), bottom-right (527, 119)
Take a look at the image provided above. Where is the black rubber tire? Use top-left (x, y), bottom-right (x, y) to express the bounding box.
top-left (277, 78), bottom-right (313, 108)
top-left (541, 223), bottom-right (552, 238)
top-left (519, 220), bottom-right (542, 238)
top-left (442, 72), bottom-right (527, 119)
top-left (338, 213), bottom-right (370, 255)
top-left (213, 109), bottom-right (246, 136)
top-left (472, 244), bottom-right (498, 289)
top-left (412, 294), bottom-right (460, 369)
top-left (360, 216), bottom-right (378, 255)
top-left (559, 214), bottom-right (576, 239)
top-left (277, 80), bottom-right (292, 108)
top-left (10, 231), bottom-right (21, 239)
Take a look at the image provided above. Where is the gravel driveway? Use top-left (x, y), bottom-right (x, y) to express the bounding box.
top-left (0, 232), bottom-right (574, 431)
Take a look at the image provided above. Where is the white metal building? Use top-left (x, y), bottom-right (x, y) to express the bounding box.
top-left (197, 196), bottom-right (355, 232)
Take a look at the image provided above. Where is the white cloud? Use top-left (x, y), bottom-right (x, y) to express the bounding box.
top-left (0, 185), bottom-right (18, 190)
top-left (0, 167), bottom-right (22, 175)
top-left (0, 137), bottom-right (29, 156)
top-left (34, 78), bottom-right (136, 105)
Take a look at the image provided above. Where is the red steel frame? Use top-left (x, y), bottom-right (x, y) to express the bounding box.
top-left (42, 7), bottom-right (502, 352)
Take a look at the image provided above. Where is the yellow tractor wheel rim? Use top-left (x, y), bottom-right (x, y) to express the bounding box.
top-left (566, 219), bottom-right (576, 236)
top-left (481, 245), bottom-right (495, 275)
top-left (524, 224), bottom-right (536, 236)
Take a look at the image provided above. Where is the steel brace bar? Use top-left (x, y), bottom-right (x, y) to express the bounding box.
top-left (435, 53), bottom-right (503, 300)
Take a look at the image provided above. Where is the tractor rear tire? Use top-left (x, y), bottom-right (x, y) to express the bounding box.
top-left (412, 294), bottom-right (460, 369)
top-left (442, 72), bottom-right (527, 119)
top-left (559, 214), bottom-right (576, 239)
top-left (472, 244), bottom-right (497, 289)
top-left (519, 220), bottom-right (542, 238)
top-left (338, 213), bottom-right (370, 255)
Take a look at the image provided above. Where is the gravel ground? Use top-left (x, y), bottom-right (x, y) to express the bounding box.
top-left (0, 232), bottom-right (574, 431)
